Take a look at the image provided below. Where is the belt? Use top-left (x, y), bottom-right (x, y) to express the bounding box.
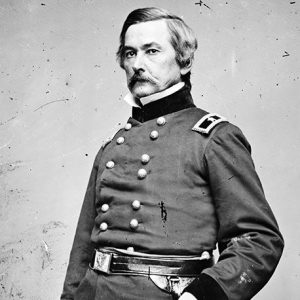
top-left (89, 247), bottom-right (214, 276)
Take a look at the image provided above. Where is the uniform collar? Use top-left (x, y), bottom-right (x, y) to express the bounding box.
top-left (124, 82), bottom-right (185, 108)
top-left (131, 84), bottom-right (195, 123)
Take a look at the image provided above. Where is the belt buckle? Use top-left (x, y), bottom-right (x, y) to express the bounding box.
top-left (150, 275), bottom-right (195, 297)
top-left (91, 250), bottom-right (113, 274)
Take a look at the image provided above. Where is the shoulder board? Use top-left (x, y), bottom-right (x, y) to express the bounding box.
top-left (192, 113), bottom-right (227, 135)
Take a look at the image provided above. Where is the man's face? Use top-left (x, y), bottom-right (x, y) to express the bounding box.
top-left (123, 20), bottom-right (184, 98)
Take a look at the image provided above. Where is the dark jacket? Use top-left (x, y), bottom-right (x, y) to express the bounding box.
top-left (61, 86), bottom-right (284, 300)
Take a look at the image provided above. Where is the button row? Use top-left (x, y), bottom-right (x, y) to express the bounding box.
top-left (101, 200), bottom-right (141, 213)
top-left (106, 162), bottom-right (149, 180)
top-left (123, 117), bottom-right (166, 131)
top-left (106, 154), bottom-right (150, 170)
top-left (117, 117), bottom-right (166, 146)
top-left (99, 218), bottom-right (139, 232)
top-left (117, 131), bottom-right (159, 144)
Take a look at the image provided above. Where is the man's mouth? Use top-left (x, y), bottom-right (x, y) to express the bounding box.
top-left (129, 76), bottom-right (150, 89)
top-left (129, 74), bottom-right (155, 88)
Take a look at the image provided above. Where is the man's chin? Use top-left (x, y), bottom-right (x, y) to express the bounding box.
top-left (130, 86), bottom-right (156, 99)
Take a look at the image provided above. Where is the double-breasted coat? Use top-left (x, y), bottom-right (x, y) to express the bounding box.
top-left (61, 86), bottom-right (284, 300)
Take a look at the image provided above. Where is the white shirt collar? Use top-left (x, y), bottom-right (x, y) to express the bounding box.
top-left (123, 82), bottom-right (185, 107)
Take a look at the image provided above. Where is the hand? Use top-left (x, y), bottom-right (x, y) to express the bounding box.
top-left (178, 292), bottom-right (197, 300)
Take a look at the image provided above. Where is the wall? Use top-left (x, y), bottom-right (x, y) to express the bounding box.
top-left (0, 0), bottom-right (299, 299)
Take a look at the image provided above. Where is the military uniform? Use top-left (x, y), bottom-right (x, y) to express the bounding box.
top-left (61, 85), bottom-right (284, 300)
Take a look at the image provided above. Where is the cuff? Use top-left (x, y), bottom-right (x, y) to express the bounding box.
top-left (183, 273), bottom-right (228, 300)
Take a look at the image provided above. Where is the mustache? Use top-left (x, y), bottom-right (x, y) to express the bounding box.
top-left (129, 73), bottom-right (156, 89)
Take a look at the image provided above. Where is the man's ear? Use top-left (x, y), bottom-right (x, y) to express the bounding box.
top-left (180, 58), bottom-right (193, 75)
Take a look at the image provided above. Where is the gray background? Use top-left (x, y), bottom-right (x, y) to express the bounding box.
top-left (0, 0), bottom-right (299, 299)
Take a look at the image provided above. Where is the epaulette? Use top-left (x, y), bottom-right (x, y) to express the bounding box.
top-left (192, 113), bottom-right (227, 135)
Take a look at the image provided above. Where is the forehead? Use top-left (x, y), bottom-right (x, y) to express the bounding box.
top-left (124, 20), bottom-right (172, 47)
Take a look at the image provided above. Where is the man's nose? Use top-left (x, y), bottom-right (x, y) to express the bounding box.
top-left (132, 53), bottom-right (145, 72)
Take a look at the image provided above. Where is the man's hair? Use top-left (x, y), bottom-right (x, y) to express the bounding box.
top-left (116, 7), bottom-right (198, 89)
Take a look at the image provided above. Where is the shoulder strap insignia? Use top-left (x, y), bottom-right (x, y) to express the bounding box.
top-left (192, 113), bottom-right (227, 135)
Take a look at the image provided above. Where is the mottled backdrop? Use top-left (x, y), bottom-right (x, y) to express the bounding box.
top-left (0, 0), bottom-right (299, 299)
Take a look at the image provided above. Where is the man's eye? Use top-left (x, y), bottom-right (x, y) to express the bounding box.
top-left (125, 51), bottom-right (135, 58)
top-left (147, 49), bottom-right (158, 54)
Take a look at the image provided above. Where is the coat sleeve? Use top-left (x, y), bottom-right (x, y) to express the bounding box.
top-left (60, 149), bottom-right (102, 299)
top-left (184, 124), bottom-right (284, 300)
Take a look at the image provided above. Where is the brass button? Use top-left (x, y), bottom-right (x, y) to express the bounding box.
top-left (150, 130), bottom-right (159, 140)
top-left (124, 123), bottom-right (132, 130)
top-left (141, 154), bottom-right (150, 164)
top-left (106, 161), bottom-right (115, 169)
top-left (132, 200), bottom-right (141, 210)
top-left (127, 247), bottom-right (134, 252)
top-left (137, 168), bottom-right (147, 179)
top-left (157, 117), bottom-right (166, 126)
top-left (99, 222), bottom-right (108, 231)
top-left (101, 204), bottom-right (109, 213)
top-left (130, 219), bottom-right (139, 230)
top-left (117, 137), bottom-right (125, 144)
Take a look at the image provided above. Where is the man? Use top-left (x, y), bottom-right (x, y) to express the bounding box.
top-left (61, 7), bottom-right (284, 300)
